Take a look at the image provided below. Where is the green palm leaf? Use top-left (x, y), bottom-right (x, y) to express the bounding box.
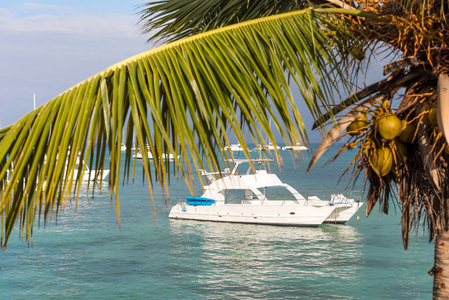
top-left (138, 0), bottom-right (306, 43)
top-left (0, 7), bottom-right (367, 248)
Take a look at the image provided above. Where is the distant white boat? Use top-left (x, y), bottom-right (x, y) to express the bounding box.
top-left (121, 143), bottom-right (126, 152)
top-left (253, 142), bottom-right (280, 151)
top-left (169, 159), bottom-right (363, 226)
top-left (59, 152), bottom-right (109, 182)
top-left (73, 166), bottom-right (110, 181)
top-left (265, 142), bottom-right (281, 150)
top-left (282, 143), bottom-right (308, 151)
top-left (73, 158), bottom-right (109, 181)
top-left (224, 143), bottom-right (245, 152)
top-left (257, 117), bottom-right (280, 151)
top-left (133, 150), bottom-right (178, 161)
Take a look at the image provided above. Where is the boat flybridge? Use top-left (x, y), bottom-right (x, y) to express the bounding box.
top-left (169, 159), bottom-right (363, 226)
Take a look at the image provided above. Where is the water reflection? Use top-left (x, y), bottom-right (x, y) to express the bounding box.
top-left (169, 221), bottom-right (363, 299)
top-left (32, 182), bottom-right (112, 232)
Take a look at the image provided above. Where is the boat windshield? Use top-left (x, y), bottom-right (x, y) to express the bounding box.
top-left (224, 189), bottom-right (258, 204)
top-left (223, 186), bottom-right (298, 203)
top-left (258, 186), bottom-right (297, 201)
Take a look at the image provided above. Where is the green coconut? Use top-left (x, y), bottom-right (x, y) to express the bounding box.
top-left (397, 122), bottom-right (416, 144)
top-left (422, 112), bottom-right (430, 125)
top-left (347, 114), bottom-right (368, 136)
top-left (351, 47), bottom-right (365, 61)
top-left (422, 102), bottom-right (437, 126)
top-left (370, 148), bottom-right (393, 176)
top-left (394, 141), bottom-right (407, 164)
top-left (428, 107), bottom-right (438, 126)
top-left (377, 114), bottom-right (402, 140)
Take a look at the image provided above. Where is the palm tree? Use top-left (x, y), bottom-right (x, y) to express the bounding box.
top-left (1, 0), bottom-right (448, 297)
top-left (139, 1), bottom-right (449, 297)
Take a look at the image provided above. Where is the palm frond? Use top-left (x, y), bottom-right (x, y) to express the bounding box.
top-left (0, 8), bottom-right (367, 248)
top-left (138, 0), bottom-right (308, 44)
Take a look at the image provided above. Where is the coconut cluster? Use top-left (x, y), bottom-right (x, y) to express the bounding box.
top-left (344, 100), bottom-right (415, 178)
top-left (344, 97), bottom-right (448, 179)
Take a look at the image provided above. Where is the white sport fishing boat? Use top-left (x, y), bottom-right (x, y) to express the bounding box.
top-left (169, 159), bottom-right (363, 226)
top-left (282, 143), bottom-right (308, 151)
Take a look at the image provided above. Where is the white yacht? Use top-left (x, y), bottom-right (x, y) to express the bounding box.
top-left (282, 143), bottom-right (308, 151)
top-left (133, 150), bottom-right (178, 160)
top-left (252, 142), bottom-right (281, 151)
top-left (169, 159), bottom-right (363, 226)
top-left (73, 159), bottom-right (109, 181)
top-left (307, 194), bottom-right (362, 224)
top-left (73, 166), bottom-right (109, 181)
top-left (264, 142), bottom-right (281, 150)
top-left (224, 143), bottom-right (245, 152)
top-left (61, 152), bottom-right (109, 182)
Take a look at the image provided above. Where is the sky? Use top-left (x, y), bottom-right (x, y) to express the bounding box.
top-left (1, 0), bottom-right (150, 127)
top-left (1, 1), bottom-right (386, 143)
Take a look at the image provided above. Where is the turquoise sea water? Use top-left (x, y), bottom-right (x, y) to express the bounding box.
top-left (0, 144), bottom-right (433, 299)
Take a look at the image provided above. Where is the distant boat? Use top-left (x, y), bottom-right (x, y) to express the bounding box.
top-left (133, 150), bottom-right (178, 161)
top-left (264, 142), bottom-right (281, 150)
top-left (253, 142), bottom-right (281, 151)
top-left (60, 152), bottom-right (109, 182)
top-left (73, 165), bottom-right (110, 181)
top-left (73, 158), bottom-right (109, 181)
top-left (224, 143), bottom-right (245, 152)
top-left (282, 143), bottom-right (308, 151)
top-left (121, 143), bottom-right (126, 152)
top-left (258, 117), bottom-right (280, 151)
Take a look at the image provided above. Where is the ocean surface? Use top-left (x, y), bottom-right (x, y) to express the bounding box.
top-left (0, 144), bottom-right (434, 299)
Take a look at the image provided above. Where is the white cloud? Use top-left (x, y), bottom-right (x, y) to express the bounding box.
top-left (0, 4), bottom-right (152, 126)
top-left (0, 8), bottom-right (140, 37)
top-left (0, 7), bottom-right (14, 18)
top-left (19, 2), bottom-right (68, 11)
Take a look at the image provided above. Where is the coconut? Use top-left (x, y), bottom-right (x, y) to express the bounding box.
top-left (351, 48), bottom-right (365, 61)
top-left (397, 122), bottom-right (416, 144)
top-left (347, 114), bottom-right (368, 136)
top-left (377, 114), bottom-right (402, 140)
top-left (428, 107), bottom-right (438, 126)
top-left (422, 102), bottom-right (437, 126)
top-left (370, 148), bottom-right (393, 176)
top-left (395, 141), bottom-right (407, 164)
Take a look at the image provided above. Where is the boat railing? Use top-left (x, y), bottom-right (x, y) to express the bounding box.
top-left (304, 191), bottom-right (364, 205)
top-left (199, 168), bottom-right (231, 183)
top-left (239, 198), bottom-right (303, 206)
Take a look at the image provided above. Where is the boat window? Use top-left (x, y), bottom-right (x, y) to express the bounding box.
top-left (224, 189), bottom-right (257, 204)
top-left (258, 187), bottom-right (297, 201)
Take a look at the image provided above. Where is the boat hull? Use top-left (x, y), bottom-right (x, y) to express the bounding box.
top-left (169, 203), bottom-right (336, 227)
top-left (323, 202), bottom-right (364, 224)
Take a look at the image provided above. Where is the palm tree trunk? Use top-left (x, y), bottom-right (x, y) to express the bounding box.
top-left (431, 73), bottom-right (449, 299)
top-left (437, 73), bottom-right (449, 145)
top-left (431, 230), bottom-right (449, 299)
